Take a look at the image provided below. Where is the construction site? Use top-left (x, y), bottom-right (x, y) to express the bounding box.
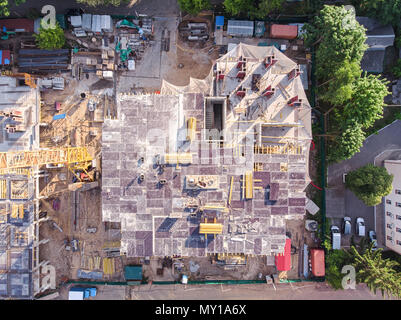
top-left (0, 9), bottom-right (321, 299)
top-left (102, 43), bottom-right (313, 282)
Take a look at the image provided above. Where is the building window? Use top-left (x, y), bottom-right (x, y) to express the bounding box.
top-left (386, 199), bottom-right (392, 204)
top-left (396, 189), bottom-right (401, 195)
top-left (397, 228), bottom-right (401, 233)
top-left (387, 212), bottom-right (393, 217)
top-left (387, 224), bottom-right (393, 229)
top-left (396, 202), bottom-right (401, 208)
top-left (397, 215), bottom-right (401, 220)
top-left (397, 240), bottom-right (401, 245)
top-left (387, 236), bottom-right (393, 241)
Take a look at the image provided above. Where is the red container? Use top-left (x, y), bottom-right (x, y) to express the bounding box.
top-left (270, 24), bottom-right (298, 40)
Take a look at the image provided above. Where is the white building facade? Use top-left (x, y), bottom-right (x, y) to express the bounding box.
top-left (384, 160), bottom-right (401, 254)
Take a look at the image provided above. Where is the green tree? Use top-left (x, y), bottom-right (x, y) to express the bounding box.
top-left (352, 0), bottom-right (401, 26)
top-left (319, 60), bottom-right (361, 106)
top-left (303, 5), bottom-right (367, 82)
top-left (250, 0), bottom-right (284, 19)
top-left (329, 121), bottom-right (365, 162)
top-left (0, 0), bottom-right (10, 17)
top-left (177, 0), bottom-right (210, 15)
top-left (325, 249), bottom-right (352, 289)
top-left (350, 244), bottom-right (401, 298)
top-left (346, 164), bottom-right (393, 206)
top-left (342, 74), bottom-right (389, 129)
top-left (224, 0), bottom-right (284, 18)
top-left (34, 24), bottom-right (65, 50)
top-left (223, 0), bottom-right (253, 16)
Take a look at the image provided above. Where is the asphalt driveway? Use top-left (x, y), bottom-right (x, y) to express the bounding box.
top-left (327, 120), bottom-right (401, 246)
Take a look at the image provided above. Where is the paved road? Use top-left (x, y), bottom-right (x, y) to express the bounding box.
top-left (327, 120), bottom-right (401, 246)
top-left (55, 281), bottom-right (398, 300)
top-left (8, 0), bottom-right (179, 17)
top-left (129, 282), bottom-right (388, 300)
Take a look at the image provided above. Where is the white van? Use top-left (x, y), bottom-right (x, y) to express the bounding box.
top-left (331, 225), bottom-right (341, 250)
top-left (356, 217), bottom-right (366, 237)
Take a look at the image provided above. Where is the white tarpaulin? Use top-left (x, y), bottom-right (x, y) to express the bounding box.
top-left (70, 16), bottom-right (82, 28)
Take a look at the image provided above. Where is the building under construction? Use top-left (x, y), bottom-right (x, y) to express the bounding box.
top-left (101, 43), bottom-right (311, 258)
top-left (0, 76), bottom-right (43, 299)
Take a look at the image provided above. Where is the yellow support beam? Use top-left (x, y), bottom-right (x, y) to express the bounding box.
top-left (201, 203), bottom-right (229, 213)
top-left (186, 117), bottom-right (197, 141)
top-left (0, 180), bottom-right (6, 199)
top-left (228, 176), bottom-right (234, 205)
top-left (18, 204), bottom-right (24, 219)
top-left (164, 153), bottom-right (193, 165)
top-left (199, 223), bottom-right (223, 235)
top-left (244, 171), bottom-right (253, 199)
top-left (11, 205), bottom-right (18, 218)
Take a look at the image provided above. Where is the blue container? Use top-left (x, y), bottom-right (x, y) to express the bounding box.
top-left (53, 113), bottom-right (66, 120)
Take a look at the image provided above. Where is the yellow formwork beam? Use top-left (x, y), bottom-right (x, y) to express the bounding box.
top-left (164, 153), bottom-right (193, 165)
top-left (228, 176), bottom-right (234, 205)
top-left (0, 180), bottom-right (6, 199)
top-left (11, 205), bottom-right (18, 218)
top-left (201, 203), bottom-right (229, 213)
top-left (199, 223), bottom-right (223, 235)
top-left (18, 204), bottom-right (24, 219)
top-left (186, 117), bottom-right (197, 141)
top-left (0, 147), bottom-right (93, 169)
top-left (245, 171), bottom-right (253, 199)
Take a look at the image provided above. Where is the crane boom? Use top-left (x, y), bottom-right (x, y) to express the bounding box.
top-left (0, 147), bottom-right (93, 169)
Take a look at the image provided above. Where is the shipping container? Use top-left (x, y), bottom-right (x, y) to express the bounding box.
top-left (310, 249), bottom-right (325, 277)
top-left (270, 24), bottom-right (298, 40)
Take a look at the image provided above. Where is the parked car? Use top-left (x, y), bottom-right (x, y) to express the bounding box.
top-left (343, 217), bottom-right (351, 235)
top-left (331, 225), bottom-right (341, 250)
top-left (68, 287), bottom-right (97, 300)
top-left (368, 230), bottom-right (378, 250)
top-left (356, 217), bottom-right (365, 237)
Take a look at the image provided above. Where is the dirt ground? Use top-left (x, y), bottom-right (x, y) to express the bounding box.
top-left (38, 68), bottom-right (123, 285)
top-left (162, 39), bottom-right (218, 87)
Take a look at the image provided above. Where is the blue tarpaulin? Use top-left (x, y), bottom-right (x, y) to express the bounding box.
top-left (215, 16), bottom-right (224, 27)
top-left (53, 114), bottom-right (66, 120)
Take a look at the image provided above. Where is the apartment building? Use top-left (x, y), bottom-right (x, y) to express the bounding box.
top-left (384, 160), bottom-right (401, 254)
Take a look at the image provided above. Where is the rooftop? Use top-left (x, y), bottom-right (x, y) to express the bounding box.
top-left (0, 76), bottom-right (40, 152)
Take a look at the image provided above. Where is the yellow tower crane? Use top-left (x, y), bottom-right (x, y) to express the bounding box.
top-left (0, 147), bottom-right (93, 180)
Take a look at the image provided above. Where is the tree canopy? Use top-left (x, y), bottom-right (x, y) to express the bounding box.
top-left (223, 0), bottom-right (284, 18)
top-left (345, 164), bottom-right (393, 206)
top-left (303, 5), bottom-right (367, 82)
top-left (320, 60), bottom-right (361, 106)
top-left (325, 237), bottom-right (401, 297)
top-left (177, 0), bottom-right (210, 15)
top-left (342, 74), bottom-right (389, 129)
top-left (34, 23), bottom-right (65, 50)
top-left (329, 121), bottom-right (365, 162)
top-left (350, 244), bottom-right (401, 298)
top-left (352, 0), bottom-right (401, 26)
top-left (0, 0), bottom-right (10, 17)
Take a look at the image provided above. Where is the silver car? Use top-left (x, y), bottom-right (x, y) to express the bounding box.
top-left (343, 217), bottom-right (351, 235)
top-left (356, 217), bottom-right (365, 237)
